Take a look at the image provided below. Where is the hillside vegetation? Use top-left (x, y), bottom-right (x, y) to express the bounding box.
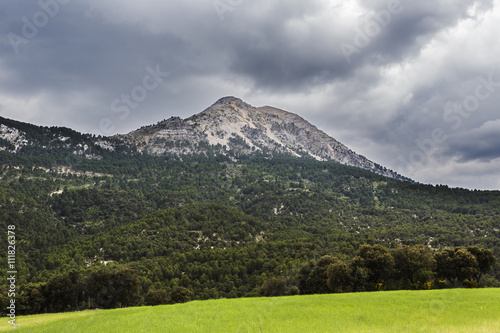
top-left (0, 119), bottom-right (499, 314)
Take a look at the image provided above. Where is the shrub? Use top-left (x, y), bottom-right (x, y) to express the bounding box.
top-left (170, 287), bottom-right (192, 304)
top-left (286, 286), bottom-right (300, 296)
top-left (144, 290), bottom-right (169, 306)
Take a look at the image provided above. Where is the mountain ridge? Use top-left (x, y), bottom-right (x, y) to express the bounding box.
top-left (2, 100), bottom-right (500, 316)
top-left (1, 97), bottom-right (410, 182)
top-left (121, 96), bottom-right (410, 181)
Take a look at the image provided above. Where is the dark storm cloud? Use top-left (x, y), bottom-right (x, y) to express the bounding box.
top-left (0, 0), bottom-right (489, 96)
top-left (0, 0), bottom-right (499, 189)
top-left (443, 120), bottom-right (500, 162)
top-left (221, 0), bottom-right (494, 90)
top-left (0, 1), bottom-right (190, 95)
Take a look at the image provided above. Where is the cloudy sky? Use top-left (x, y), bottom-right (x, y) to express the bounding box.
top-left (1, 0), bottom-right (500, 190)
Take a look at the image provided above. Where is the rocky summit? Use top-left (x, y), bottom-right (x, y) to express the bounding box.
top-left (0, 96), bottom-right (408, 181)
top-left (122, 96), bottom-right (406, 180)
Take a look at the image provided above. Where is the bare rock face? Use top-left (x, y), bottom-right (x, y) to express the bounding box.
top-left (121, 96), bottom-right (405, 180)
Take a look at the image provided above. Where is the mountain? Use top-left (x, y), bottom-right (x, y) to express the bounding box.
top-left (121, 97), bottom-right (407, 180)
top-left (0, 96), bottom-right (409, 181)
top-left (1, 101), bottom-right (499, 315)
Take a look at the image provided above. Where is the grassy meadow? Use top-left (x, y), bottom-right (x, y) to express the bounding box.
top-left (2, 289), bottom-right (499, 332)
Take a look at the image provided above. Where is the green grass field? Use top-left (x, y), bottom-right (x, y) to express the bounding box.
top-left (2, 289), bottom-right (499, 332)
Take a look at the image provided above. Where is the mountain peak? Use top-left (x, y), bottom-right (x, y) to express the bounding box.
top-left (207, 96), bottom-right (256, 115)
top-left (121, 97), bottom-right (408, 181)
top-left (0, 97), bottom-right (408, 181)
top-left (213, 96), bottom-right (244, 105)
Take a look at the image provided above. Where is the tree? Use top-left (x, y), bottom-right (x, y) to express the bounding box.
top-left (170, 287), bottom-right (192, 304)
top-left (87, 267), bottom-right (139, 309)
top-left (434, 249), bottom-right (456, 282)
top-left (298, 261), bottom-right (315, 294)
top-left (327, 261), bottom-right (352, 293)
top-left (286, 286), bottom-right (300, 296)
top-left (351, 266), bottom-right (370, 292)
top-left (391, 245), bottom-right (435, 287)
top-left (18, 283), bottom-right (47, 314)
top-left (112, 267), bottom-right (140, 307)
top-left (453, 248), bottom-right (479, 282)
top-left (304, 256), bottom-right (338, 294)
top-left (259, 277), bottom-right (287, 297)
top-left (87, 267), bottom-right (114, 308)
top-left (351, 245), bottom-right (394, 290)
top-left (144, 289), bottom-right (169, 306)
top-left (45, 270), bottom-right (84, 312)
top-left (467, 246), bottom-right (496, 285)
top-left (435, 247), bottom-right (479, 284)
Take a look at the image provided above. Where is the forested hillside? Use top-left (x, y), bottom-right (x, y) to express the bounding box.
top-left (1, 121), bottom-right (499, 314)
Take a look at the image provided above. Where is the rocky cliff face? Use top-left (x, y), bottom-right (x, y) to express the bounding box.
top-left (122, 97), bottom-right (406, 180)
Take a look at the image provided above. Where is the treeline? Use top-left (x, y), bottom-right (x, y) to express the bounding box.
top-left (1, 267), bottom-right (140, 314)
top-left (2, 244), bottom-right (496, 316)
top-left (289, 245), bottom-right (497, 296)
top-left (0, 239), bottom-right (312, 315)
top-left (0, 266), bottom-right (202, 314)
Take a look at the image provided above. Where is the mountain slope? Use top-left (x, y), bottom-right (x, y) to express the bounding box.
top-left (1, 97), bottom-right (409, 181)
top-left (122, 96), bottom-right (408, 181)
top-left (1, 113), bottom-right (499, 315)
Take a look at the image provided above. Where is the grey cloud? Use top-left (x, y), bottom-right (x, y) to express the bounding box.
top-left (443, 120), bottom-right (500, 162)
top-left (1, 0), bottom-right (500, 189)
top-left (222, 0), bottom-right (492, 91)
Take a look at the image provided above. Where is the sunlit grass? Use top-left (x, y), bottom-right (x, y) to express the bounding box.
top-left (2, 289), bottom-right (499, 332)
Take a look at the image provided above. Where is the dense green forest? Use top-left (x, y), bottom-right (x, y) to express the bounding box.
top-left (0, 123), bottom-right (499, 315)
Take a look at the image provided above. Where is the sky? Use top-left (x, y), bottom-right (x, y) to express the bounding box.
top-left (1, 0), bottom-right (500, 190)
